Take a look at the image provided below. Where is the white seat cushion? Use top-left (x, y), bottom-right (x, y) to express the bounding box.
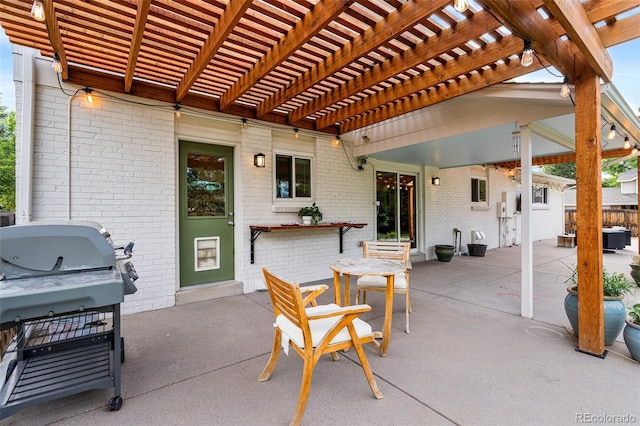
top-left (276, 304), bottom-right (372, 349)
top-left (356, 273), bottom-right (407, 289)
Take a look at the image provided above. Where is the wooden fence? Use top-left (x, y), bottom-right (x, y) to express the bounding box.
top-left (565, 209), bottom-right (638, 237)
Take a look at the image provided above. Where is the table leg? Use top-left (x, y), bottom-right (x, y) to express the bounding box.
top-left (378, 274), bottom-right (395, 356)
top-left (344, 274), bottom-right (351, 306)
top-left (333, 271), bottom-right (342, 306)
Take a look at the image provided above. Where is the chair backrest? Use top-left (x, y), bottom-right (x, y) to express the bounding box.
top-left (362, 241), bottom-right (410, 266)
top-left (262, 267), bottom-right (307, 331)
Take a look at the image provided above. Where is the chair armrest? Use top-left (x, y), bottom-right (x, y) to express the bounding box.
top-left (307, 304), bottom-right (372, 320)
top-left (300, 284), bottom-right (328, 307)
top-left (406, 260), bottom-right (412, 270)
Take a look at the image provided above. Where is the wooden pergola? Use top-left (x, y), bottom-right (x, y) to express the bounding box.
top-left (1, 0), bottom-right (639, 356)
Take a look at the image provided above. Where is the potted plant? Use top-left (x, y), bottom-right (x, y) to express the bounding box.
top-left (434, 245), bottom-right (455, 262)
top-left (629, 254), bottom-right (640, 285)
top-left (563, 264), bottom-right (636, 345)
top-left (297, 203), bottom-right (322, 225)
top-left (623, 303), bottom-right (640, 362)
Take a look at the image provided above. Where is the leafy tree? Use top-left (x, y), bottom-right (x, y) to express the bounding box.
top-left (0, 105), bottom-right (16, 211)
top-left (542, 158), bottom-right (637, 188)
top-left (541, 162), bottom-right (575, 179)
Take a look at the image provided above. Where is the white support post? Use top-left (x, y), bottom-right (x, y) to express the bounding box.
top-left (17, 47), bottom-right (36, 224)
top-left (520, 124), bottom-right (533, 318)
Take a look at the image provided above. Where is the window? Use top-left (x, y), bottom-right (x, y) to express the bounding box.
top-left (275, 154), bottom-right (312, 199)
top-left (471, 178), bottom-right (487, 203)
top-left (533, 186), bottom-right (548, 204)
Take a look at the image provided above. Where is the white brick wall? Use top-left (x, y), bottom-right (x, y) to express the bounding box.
top-left (11, 50), bottom-right (567, 316)
top-left (20, 83), bottom-right (177, 315)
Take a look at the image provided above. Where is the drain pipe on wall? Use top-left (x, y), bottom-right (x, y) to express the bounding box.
top-left (66, 92), bottom-right (80, 220)
top-left (17, 47), bottom-right (36, 224)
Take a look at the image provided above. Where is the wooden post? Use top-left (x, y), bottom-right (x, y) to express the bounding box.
top-left (574, 58), bottom-right (605, 356)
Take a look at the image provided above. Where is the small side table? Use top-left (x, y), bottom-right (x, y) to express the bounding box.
top-left (557, 234), bottom-right (576, 248)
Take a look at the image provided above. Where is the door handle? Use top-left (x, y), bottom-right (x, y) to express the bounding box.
top-left (228, 221), bottom-right (235, 226)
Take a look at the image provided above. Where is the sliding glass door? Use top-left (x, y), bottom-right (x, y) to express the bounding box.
top-left (376, 171), bottom-right (417, 248)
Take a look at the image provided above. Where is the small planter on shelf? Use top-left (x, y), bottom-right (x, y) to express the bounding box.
top-left (297, 203), bottom-right (322, 225)
top-left (434, 245), bottom-right (455, 262)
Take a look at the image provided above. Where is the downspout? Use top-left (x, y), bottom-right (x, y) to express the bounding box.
top-left (67, 93), bottom-right (79, 220)
top-left (17, 47), bottom-right (36, 224)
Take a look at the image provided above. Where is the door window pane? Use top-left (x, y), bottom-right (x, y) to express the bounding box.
top-left (376, 172), bottom-right (398, 240)
top-left (186, 153), bottom-right (226, 216)
top-left (399, 174), bottom-right (416, 247)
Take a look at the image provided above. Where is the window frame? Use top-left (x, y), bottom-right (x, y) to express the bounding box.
top-left (532, 185), bottom-right (548, 205)
top-left (471, 177), bottom-right (488, 204)
top-left (273, 151), bottom-right (315, 202)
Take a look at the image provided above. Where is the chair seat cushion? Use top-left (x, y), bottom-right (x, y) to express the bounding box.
top-left (276, 304), bottom-right (372, 349)
top-left (357, 273), bottom-right (407, 289)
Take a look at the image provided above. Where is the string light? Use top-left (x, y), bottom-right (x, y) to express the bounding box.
top-left (242, 118), bottom-right (248, 129)
top-left (521, 40), bottom-right (534, 67)
top-left (333, 135), bottom-right (341, 145)
top-left (560, 77), bottom-right (570, 98)
top-left (453, 0), bottom-right (468, 13)
top-left (174, 104), bottom-right (181, 119)
top-left (624, 136), bottom-right (631, 149)
top-left (52, 53), bottom-right (63, 74)
top-left (607, 124), bottom-right (616, 140)
top-left (294, 128), bottom-right (299, 138)
top-left (30, 0), bottom-right (45, 22)
top-left (84, 87), bottom-right (94, 104)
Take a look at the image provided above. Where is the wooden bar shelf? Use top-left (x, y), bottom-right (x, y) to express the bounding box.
top-left (249, 222), bottom-right (367, 264)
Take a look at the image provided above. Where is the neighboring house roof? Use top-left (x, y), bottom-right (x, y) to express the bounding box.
top-left (531, 171), bottom-right (575, 186)
top-left (564, 187), bottom-right (638, 207)
top-left (617, 168), bottom-right (638, 183)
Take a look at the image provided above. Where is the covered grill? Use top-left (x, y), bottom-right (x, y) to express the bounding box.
top-left (0, 222), bottom-right (138, 419)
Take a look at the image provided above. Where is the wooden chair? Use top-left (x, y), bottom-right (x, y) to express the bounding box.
top-left (355, 241), bottom-right (412, 333)
top-left (259, 267), bottom-right (383, 426)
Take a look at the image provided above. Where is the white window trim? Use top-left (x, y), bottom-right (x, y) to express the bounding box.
top-left (272, 149), bottom-right (316, 206)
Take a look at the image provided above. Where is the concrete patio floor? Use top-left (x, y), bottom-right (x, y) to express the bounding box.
top-left (2, 238), bottom-right (639, 425)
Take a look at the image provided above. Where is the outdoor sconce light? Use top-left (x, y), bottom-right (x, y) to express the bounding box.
top-left (432, 177), bottom-right (440, 186)
top-left (254, 153), bottom-right (266, 168)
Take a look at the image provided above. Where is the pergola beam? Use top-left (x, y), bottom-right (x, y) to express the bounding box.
top-left (543, 0), bottom-right (613, 82)
top-left (124, 0), bottom-right (151, 93)
top-left (478, 0), bottom-right (578, 82)
top-left (176, 0), bottom-right (251, 102)
top-left (42, 0), bottom-right (67, 80)
top-left (260, 0), bottom-right (450, 121)
top-left (220, 0), bottom-right (352, 111)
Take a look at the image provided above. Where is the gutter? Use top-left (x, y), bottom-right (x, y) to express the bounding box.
top-left (16, 47), bottom-right (35, 224)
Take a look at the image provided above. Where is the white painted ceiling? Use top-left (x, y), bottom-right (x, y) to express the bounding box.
top-left (349, 82), bottom-right (640, 169)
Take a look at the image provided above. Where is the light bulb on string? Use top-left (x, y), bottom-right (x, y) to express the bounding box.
top-left (453, 0), bottom-right (468, 13)
top-left (624, 136), bottom-right (631, 149)
top-left (521, 40), bottom-right (534, 67)
top-left (52, 53), bottom-right (63, 74)
top-left (30, 0), bottom-right (45, 22)
top-left (560, 77), bottom-right (570, 98)
top-left (607, 124), bottom-right (616, 140)
top-left (84, 88), bottom-right (94, 104)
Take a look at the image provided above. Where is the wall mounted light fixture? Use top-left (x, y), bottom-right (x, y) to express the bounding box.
top-left (432, 177), bottom-right (440, 186)
top-left (254, 153), bottom-right (266, 168)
